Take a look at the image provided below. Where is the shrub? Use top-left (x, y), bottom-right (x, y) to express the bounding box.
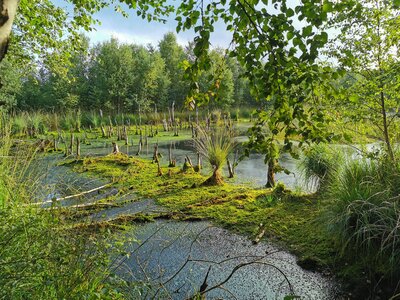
top-left (299, 143), bottom-right (343, 192)
top-left (192, 125), bottom-right (236, 185)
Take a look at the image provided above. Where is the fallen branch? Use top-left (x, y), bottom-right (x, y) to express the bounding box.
top-left (31, 183), bottom-right (112, 206)
top-left (252, 223), bottom-right (266, 244)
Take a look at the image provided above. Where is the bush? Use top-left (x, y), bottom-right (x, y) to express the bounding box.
top-left (192, 125), bottom-right (236, 185)
top-left (299, 143), bottom-right (343, 192)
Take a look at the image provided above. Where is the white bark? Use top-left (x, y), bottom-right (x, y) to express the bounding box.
top-left (0, 0), bottom-right (18, 62)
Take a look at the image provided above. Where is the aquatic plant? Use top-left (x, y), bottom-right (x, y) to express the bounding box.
top-left (11, 113), bottom-right (28, 136)
top-left (192, 125), bottom-right (236, 185)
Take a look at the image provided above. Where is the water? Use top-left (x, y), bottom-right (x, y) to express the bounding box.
top-left (112, 216), bottom-right (340, 299)
top-left (33, 140), bottom-right (343, 299)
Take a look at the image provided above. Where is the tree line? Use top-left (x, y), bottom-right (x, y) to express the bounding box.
top-left (1, 32), bottom-right (256, 114)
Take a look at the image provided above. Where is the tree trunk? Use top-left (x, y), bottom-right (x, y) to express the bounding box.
top-left (171, 101), bottom-right (175, 124)
top-left (227, 159), bottom-right (234, 178)
top-left (0, 0), bottom-right (18, 63)
top-left (203, 168), bottom-right (224, 186)
top-left (380, 90), bottom-right (395, 161)
top-left (136, 135), bottom-right (142, 156)
top-left (69, 133), bottom-right (74, 153)
top-left (112, 142), bottom-right (119, 154)
top-left (168, 142), bottom-right (176, 167)
top-left (152, 143), bottom-right (159, 163)
top-left (101, 125), bottom-right (106, 138)
top-left (76, 137), bottom-right (80, 159)
top-left (266, 158), bottom-right (276, 188)
top-left (194, 153), bottom-right (201, 172)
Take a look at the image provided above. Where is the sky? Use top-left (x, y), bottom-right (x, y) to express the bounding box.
top-left (54, 0), bottom-right (233, 48)
top-left (52, 0), bottom-right (313, 50)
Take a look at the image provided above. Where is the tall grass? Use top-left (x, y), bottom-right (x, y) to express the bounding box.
top-left (299, 143), bottom-right (344, 192)
top-left (325, 156), bottom-right (400, 295)
top-left (0, 113), bottom-right (126, 299)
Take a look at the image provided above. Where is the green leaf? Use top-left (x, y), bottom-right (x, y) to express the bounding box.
top-left (302, 25), bottom-right (313, 37)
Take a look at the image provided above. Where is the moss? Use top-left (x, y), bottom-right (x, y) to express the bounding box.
top-left (72, 153), bottom-right (337, 272)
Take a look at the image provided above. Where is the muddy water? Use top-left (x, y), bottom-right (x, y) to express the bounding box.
top-left (111, 204), bottom-right (341, 299)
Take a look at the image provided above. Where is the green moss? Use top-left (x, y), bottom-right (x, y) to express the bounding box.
top-left (73, 153), bottom-right (337, 271)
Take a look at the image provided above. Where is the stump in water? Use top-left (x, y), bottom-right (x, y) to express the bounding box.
top-left (101, 125), bottom-right (106, 138)
top-left (185, 155), bottom-right (193, 167)
top-left (152, 143), bottom-right (159, 163)
top-left (117, 126), bottom-right (121, 141)
top-left (112, 142), bottom-right (119, 154)
top-left (151, 142), bottom-right (163, 175)
top-left (64, 140), bottom-right (69, 157)
top-left (69, 133), bottom-right (74, 154)
top-left (123, 126), bottom-right (128, 144)
top-left (162, 118), bottom-right (168, 131)
top-left (174, 124), bottom-right (179, 136)
top-left (191, 124), bottom-right (195, 138)
top-left (194, 153), bottom-right (202, 172)
top-left (157, 160), bottom-right (163, 176)
top-left (182, 158), bottom-right (194, 172)
top-left (76, 138), bottom-right (81, 159)
top-left (136, 135), bottom-right (143, 156)
top-left (227, 159), bottom-right (234, 178)
top-left (168, 143), bottom-right (176, 167)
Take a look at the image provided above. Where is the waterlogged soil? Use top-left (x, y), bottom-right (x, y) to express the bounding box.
top-left (34, 143), bottom-right (343, 299)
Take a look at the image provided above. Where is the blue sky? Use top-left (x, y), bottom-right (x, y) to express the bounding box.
top-left (53, 0), bottom-right (313, 49)
top-left (54, 0), bottom-right (233, 48)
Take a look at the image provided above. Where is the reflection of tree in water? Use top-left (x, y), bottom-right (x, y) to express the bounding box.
top-left (111, 222), bottom-right (334, 299)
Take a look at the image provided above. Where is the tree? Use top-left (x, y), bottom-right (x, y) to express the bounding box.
top-left (0, 0), bottom-right (18, 62)
top-left (131, 46), bottom-right (170, 113)
top-left (88, 38), bottom-right (136, 113)
top-left (227, 57), bottom-right (254, 108)
top-left (327, 0), bottom-right (400, 161)
top-left (0, 0), bottom-right (173, 64)
top-left (177, 1), bottom-right (337, 187)
top-left (0, 58), bottom-right (21, 110)
top-left (4, 0), bottom-right (342, 187)
top-left (158, 32), bottom-right (188, 109)
top-left (197, 49), bottom-right (234, 110)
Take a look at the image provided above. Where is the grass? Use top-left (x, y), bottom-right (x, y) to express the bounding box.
top-left (0, 115), bottom-right (130, 299)
top-left (298, 143), bottom-right (344, 192)
top-left (192, 125), bottom-right (237, 185)
top-left (72, 150), bottom-right (400, 298)
top-left (324, 156), bottom-right (400, 297)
